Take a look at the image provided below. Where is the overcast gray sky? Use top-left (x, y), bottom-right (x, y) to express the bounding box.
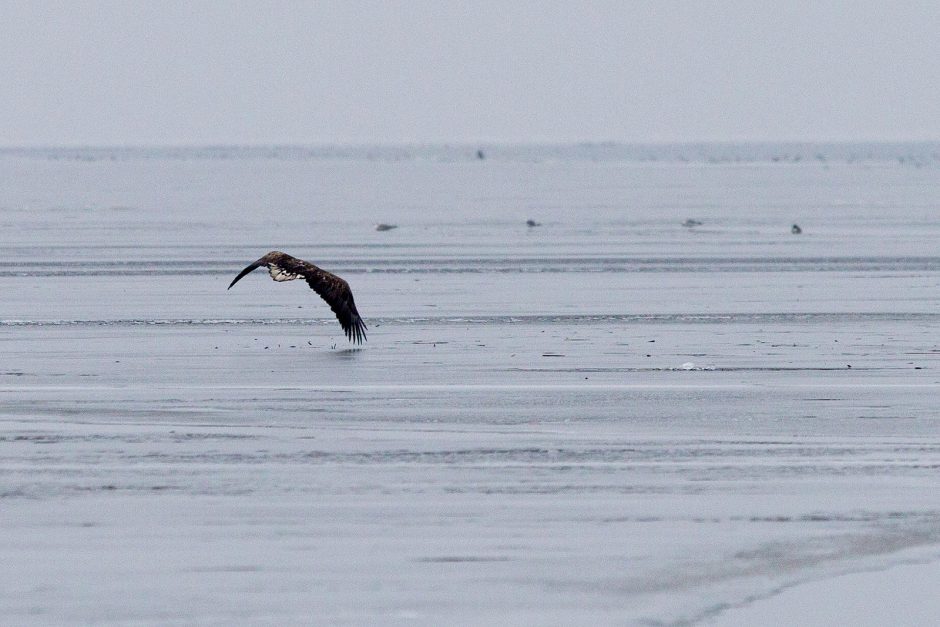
top-left (2, 0), bottom-right (939, 145)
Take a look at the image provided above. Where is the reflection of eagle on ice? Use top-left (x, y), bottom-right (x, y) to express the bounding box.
top-left (228, 251), bottom-right (367, 345)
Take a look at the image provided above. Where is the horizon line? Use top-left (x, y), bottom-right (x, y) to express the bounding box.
top-left (4, 138), bottom-right (940, 151)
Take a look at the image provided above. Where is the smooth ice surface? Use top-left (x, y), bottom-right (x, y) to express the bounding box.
top-left (703, 555), bottom-right (940, 626)
top-left (1, 146), bottom-right (939, 625)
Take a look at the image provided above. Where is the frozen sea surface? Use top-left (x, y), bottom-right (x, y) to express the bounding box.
top-left (1, 145), bottom-right (939, 625)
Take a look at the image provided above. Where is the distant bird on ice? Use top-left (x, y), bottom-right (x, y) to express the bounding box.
top-left (791, 223), bottom-right (802, 234)
top-left (228, 251), bottom-right (367, 344)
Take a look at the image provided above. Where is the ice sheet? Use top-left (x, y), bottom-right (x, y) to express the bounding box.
top-left (1, 147), bottom-right (939, 625)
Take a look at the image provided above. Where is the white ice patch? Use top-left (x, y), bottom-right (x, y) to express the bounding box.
top-left (268, 264), bottom-right (301, 282)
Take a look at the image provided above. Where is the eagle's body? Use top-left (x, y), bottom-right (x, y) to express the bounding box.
top-left (228, 251), bottom-right (367, 344)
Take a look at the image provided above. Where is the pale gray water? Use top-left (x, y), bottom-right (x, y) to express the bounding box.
top-left (1, 146), bottom-right (939, 625)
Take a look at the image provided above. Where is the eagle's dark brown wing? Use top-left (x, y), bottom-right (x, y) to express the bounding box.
top-left (228, 250), bottom-right (367, 344)
top-left (300, 264), bottom-right (367, 345)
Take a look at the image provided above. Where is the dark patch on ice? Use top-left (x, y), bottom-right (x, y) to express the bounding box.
top-left (168, 432), bottom-right (256, 442)
top-left (742, 511), bottom-right (925, 523)
top-left (417, 556), bottom-right (511, 563)
top-left (5, 434), bottom-right (62, 444)
top-left (0, 432), bottom-right (254, 444)
top-left (189, 565), bottom-right (262, 572)
top-left (600, 516), bottom-right (664, 523)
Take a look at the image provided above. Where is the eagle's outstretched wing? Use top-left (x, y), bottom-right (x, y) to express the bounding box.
top-left (228, 251), bottom-right (367, 344)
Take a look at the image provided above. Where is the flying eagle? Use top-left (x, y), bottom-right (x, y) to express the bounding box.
top-left (228, 251), bottom-right (367, 344)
